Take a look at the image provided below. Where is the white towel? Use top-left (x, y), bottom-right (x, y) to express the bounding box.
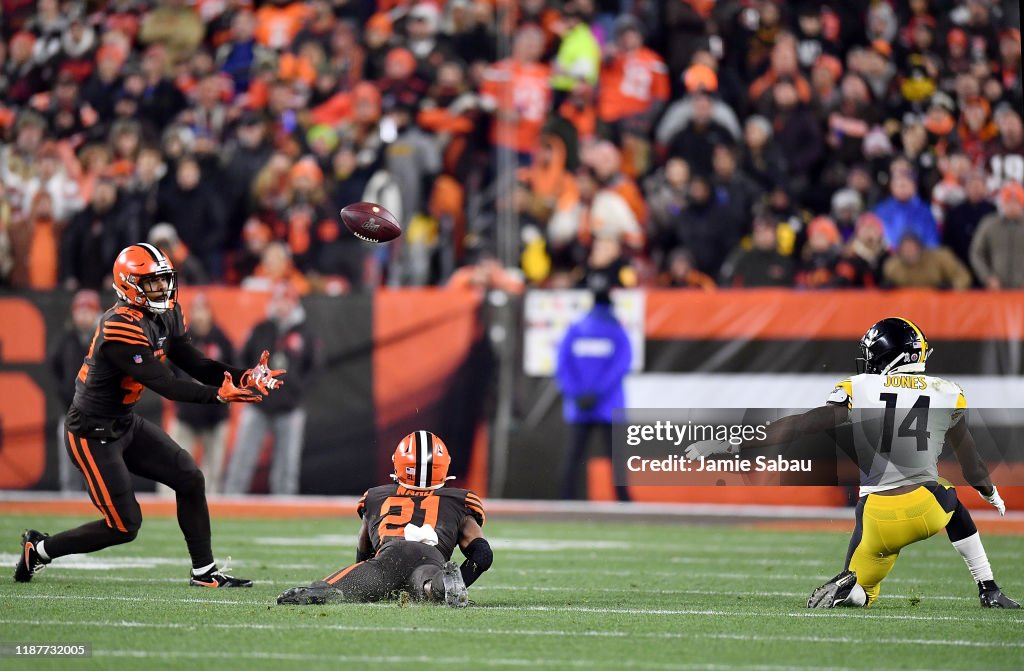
top-left (403, 523), bottom-right (438, 546)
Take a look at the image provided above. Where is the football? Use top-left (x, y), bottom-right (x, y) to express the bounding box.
top-left (339, 201), bottom-right (402, 243)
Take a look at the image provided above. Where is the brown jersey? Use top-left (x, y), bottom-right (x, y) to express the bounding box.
top-left (72, 301), bottom-right (218, 418)
top-left (357, 483), bottom-right (485, 561)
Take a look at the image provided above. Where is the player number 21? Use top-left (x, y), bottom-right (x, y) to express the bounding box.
top-left (378, 496), bottom-right (440, 538)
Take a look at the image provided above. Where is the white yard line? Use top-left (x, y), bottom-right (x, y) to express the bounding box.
top-left (2, 596), bottom-right (1014, 623)
top-left (0, 618), bottom-right (1016, 650)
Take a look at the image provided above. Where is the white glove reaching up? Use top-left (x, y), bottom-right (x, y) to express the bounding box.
top-left (683, 439), bottom-right (738, 461)
top-left (403, 523), bottom-right (439, 546)
top-left (980, 486), bottom-right (1006, 516)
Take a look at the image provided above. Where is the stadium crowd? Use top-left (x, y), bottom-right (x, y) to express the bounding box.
top-left (0, 0), bottom-right (1021, 293)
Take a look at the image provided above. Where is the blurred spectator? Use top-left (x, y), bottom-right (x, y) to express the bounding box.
top-left (944, 170), bottom-right (997, 275)
top-left (830, 188), bottom-right (864, 241)
top-left (796, 216), bottom-right (842, 289)
top-left (49, 289), bottom-right (100, 493)
top-left (405, 2), bottom-right (456, 80)
top-left (225, 283), bottom-right (320, 495)
top-left (548, 164), bottom-right (642, 259)
top-left (22, 141), bottom-right (82, 224)
top-left (446, 250), bottom-right (525, 294)
top-left (664, 174), bottom-right (735, 278)
top-left (60, 179), bottom-right (126, 291)
top-left (739, 115), bottom-right (786, 193)
top-left (148, 223), bottom-right (208, 286)
top-left (644, 157), bottom-right (689, 252)
top-left (749, 36), bottom-right (813, 113)
top-left (480, 26), bottom-right (550, 164)
top-left (986, 106), bottom-right (1024, 190)
top-left (139, 0), bottom-right (204, 63)
top-left (597, 14), bottom-right (669, 176)
top-left (658, 247), bottom-right (715, 290)
top-left (970, 182), bottom-right (1024, 290)
top-left (216, 10), bottom-right (270, 97)
top-left (164, 294), bottom-right (234, 495)
top-left (244, 240), bottom-right (311, 296)
top-left (658, 63), bottom-right (742, 149)
top-left (583, 140), bottom-right (648, 227)
top-left (254, 0), bottom-right (313, 52)
top-left (579, 236), bottom-right (638, 291)
top-left (156, 155), bottom-right (225, 275)
top-left (555, 281), bottom-right (631, 502)
top-left (720, 215), bottom-right (795, 288)
top-left (135, 46), bottom-right (187, 130)
top-left (710, 143), bottom-right (759, 237)
top-left (883, 233), bottom-right (972, 290)
top-left (769, 78), bottom-right (824, 198)
top-left (666, 91), bottom-right (735, 176)
top-left (551, 0), bottom-right (600, 104)
top-left (873, 168), bottom-right (940, 248)
top-left (834, 213), bottom-right (889, 288)
top-left (8, 190), bottom-right (60, 288)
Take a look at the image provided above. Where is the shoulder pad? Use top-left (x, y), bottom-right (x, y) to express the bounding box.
top-left (826, 378), bottom-right (853, 408)
top-left (101, 309), bottom-right (150, 347)
top-left (463, 490), bottom-right (485, 526)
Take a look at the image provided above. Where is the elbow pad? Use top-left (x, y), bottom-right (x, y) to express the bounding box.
top-left (459, 537), bottom-right (492, 587)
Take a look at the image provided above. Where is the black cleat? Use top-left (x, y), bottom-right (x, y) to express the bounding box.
top-left (807, 570), bottom-right (858, 608)
top-left (979, 583), bottom-right (1021, 609)
top-left (14, 530), bottom-right (49, 583)
top-left (277, 581), bottom-right (342, 605)
top-left (189, 566), bottom-right (253, 588)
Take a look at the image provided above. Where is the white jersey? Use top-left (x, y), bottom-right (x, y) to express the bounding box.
top-left (827, 373), bottom-right (967, 496)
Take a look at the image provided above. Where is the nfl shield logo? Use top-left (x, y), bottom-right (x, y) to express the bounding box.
top-left (132, 354), bottom-right (143, 364)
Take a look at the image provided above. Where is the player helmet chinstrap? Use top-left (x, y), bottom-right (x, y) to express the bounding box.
top-left (112, 243), bottom-right (178, 314)
top-left (857, 317), bottom-right (931, 375)
top-left (392, 430), bottom-right (454, 490)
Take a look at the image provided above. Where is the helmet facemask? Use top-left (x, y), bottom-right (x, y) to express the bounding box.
top-left (115, 268), bottom-right (177, 314)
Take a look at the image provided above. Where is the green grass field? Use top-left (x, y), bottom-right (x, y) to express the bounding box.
top-left (1, 512), bottom-right (1021, 671)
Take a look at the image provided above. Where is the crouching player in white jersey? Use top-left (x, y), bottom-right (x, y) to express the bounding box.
top-left (686, 317), bottom-right (1019, 609)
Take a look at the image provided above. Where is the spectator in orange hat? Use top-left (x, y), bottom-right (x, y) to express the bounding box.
top-left (834, 212), bottom-right (888, 288)
top-left (362, 12), bottom-right (395, 81)
top-left (81, 44), bottom-right (126, 121)
top-left (811, 54), bottom-right (843, 113)
top-left (656, 59), bottom-right (742, 153)
top-left (6, 32), bottom-right (44, 105)
top-left (958, 96), bottom-right (999, 163)
top-left (970, 182), bottom-right (1024, 290)
top-left (797, 216), bottom-right (842, 288)
top-left (377, 47), bottom-right (429, 110)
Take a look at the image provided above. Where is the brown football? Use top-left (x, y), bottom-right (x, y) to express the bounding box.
top-left (339, 202), bottom-right (402, 243)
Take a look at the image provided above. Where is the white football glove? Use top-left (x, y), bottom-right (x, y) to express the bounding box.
top-left (683, 439), bottom-right (738, 461)
top-left (403, 523), bottom-right (439, 546)
top-left (980, 486), bottom-right (1006, 516)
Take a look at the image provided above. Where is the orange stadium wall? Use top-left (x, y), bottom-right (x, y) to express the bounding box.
top-left (1, 289), bottom-right (1022, 509)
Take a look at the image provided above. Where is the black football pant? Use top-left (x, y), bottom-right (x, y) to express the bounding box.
top-left (560, 421), bottom-right (632, 502)
top-left (44, 410), bottom-right (214, 569)
top-left (320, 541), bottom-right (446, 602)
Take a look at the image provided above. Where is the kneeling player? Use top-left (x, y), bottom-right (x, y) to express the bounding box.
top-left (687, 317), bottom-right (1018, 609)
top-left (277, 431), bottom-right (492, 607)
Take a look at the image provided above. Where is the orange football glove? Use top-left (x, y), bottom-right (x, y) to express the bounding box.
top-left (218, 372), bottom-right (263, 404)
top-left (240, 350), bottom-right (287, 394)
